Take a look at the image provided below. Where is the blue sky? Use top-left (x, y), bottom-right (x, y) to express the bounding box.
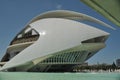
top-left (0, 0), bottom-right (120, 64)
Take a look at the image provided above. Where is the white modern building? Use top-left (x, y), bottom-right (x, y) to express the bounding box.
top-left (116, 59), bottom-right (120, 67)
top-left (0, 10), bottom-right (113, 72)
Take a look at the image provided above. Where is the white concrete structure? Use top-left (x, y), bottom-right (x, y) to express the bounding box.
top-left (116, 59), bottom-right (120, 67)
top-left (0, 10), bottom-right (112, 72)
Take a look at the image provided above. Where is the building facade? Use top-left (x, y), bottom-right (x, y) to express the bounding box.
top-left (116, 59), bottom-right (120, 67)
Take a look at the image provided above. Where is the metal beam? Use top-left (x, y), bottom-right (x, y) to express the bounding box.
top-left (81, 0), bottom-right (120, 27)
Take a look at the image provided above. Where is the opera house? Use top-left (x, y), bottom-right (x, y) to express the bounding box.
top-left (0, 10), bottom-right (113, 72)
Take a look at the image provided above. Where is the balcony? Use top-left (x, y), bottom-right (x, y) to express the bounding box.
top-left (10, 35), bottom-right (39, 45)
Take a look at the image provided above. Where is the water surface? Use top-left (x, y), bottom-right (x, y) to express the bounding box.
top-left (0, 72), bottom-right (120, 80)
